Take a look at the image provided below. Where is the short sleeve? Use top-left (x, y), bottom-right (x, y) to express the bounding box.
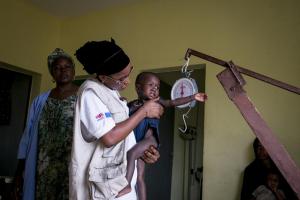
top-left (80, 89), bottom-right (116, 141)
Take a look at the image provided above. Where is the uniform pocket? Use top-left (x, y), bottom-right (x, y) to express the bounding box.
top-left (91, 141), bottom-right (125, 170)
top-left (89, 141), bottom-right (128, 200)
top-left (90, 180), bottom-right (111, 200)
top-left (89, 164), bottom-right (128, 200)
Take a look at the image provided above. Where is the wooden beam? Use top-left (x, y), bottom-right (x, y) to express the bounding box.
top-left (185, 49), bottom-right (300, 95)
top-left (217, 68), bottom-right (300, 199)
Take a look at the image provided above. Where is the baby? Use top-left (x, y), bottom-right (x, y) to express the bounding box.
top-left (251, 170), bottom-right (286, 200)
top-left (117, 72), bottom-right (207, 199)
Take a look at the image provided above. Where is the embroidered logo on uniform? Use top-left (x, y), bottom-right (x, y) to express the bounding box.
top-left (105, 112), bottom-right (112, 118)
top-left (96, 112), bottom-right (112, 121)
top-left (96, 113), bottom-right (104, 121)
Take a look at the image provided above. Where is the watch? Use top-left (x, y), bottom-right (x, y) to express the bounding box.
top-left (171, 77), bottom-right (198, 108)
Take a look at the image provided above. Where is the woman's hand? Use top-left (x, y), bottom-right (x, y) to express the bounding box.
top-left (142, 145), bottom-right (160, 164)
top-left (142, 98), bottom-right (164, 119)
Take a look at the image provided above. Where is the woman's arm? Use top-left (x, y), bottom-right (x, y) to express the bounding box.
top-left (100, 99), bottom-right (163, 147)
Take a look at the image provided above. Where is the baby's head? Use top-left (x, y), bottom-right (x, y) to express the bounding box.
top-left (266, 170), bottom-right (281, 190)
top-left (135, 72), bottom-right (160, 100)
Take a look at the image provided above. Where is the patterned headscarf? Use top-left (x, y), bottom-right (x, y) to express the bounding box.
top-left (47, 48), bottom-right (75, 74)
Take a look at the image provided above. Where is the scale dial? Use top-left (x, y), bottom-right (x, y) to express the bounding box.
top-left (171, 78), bottom-right (198, 108)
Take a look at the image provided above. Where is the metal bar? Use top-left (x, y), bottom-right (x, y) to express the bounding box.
top-left (217, 68), bottom-right (300, 199)
top-left (185, 48), bottom-right (300, 95)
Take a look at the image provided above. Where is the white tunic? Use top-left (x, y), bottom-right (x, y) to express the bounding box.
top-left (70, 78), bottom-right (137, 200)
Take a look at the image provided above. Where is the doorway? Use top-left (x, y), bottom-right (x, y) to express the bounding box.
top-left (144, 80), bottom-right (174, 200)
top-left (144, 65), bottom-right (205, 200)
top-left (0, 62), bottom-right (41, 177)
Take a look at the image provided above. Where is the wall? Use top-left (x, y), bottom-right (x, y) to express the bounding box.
top-left (1, 0), bottom-right (299, 199)
top-left (0, 0), bottom-right (60, 179)
top-left (0, 0), bottom-right (61, 93)
top-left (60, 1), bottom-right (300, 199)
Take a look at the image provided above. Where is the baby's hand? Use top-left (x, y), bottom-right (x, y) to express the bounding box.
top-left (194, 93), bottom-right (207, 102)
top-left (269, 185), bottom-right (278, 193)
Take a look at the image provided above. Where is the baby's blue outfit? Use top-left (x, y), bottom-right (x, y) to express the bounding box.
top-left (128, 100), bottom-right (160, 144)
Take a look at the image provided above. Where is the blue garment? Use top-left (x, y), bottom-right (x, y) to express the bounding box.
top-left (128, 99), bottom-right (160, 144)
top-left (134, 118), bottom-right (160, 144)
top-left (17, 91), bottom-right (50, 200)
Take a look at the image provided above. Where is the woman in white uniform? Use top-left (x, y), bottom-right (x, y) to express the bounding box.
top-left (69, 39), bottom-right (163, 200)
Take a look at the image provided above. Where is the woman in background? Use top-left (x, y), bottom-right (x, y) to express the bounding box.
top-left (14, 48), bottom-right (78, 200)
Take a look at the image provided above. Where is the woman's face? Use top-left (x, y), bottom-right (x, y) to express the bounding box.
top-left (101, 63), bottom-right (133, 91)
top-left (51, 58), bottom-right (75, 85)
top-left (255, 142), bottom-right (269, 160)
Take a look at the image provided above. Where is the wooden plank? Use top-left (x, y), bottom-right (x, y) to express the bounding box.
top-left (217, 68), bottom-right (300, 199)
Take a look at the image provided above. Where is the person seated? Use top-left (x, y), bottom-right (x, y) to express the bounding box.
top-left (251, 170), bottom-right (286, 200)
top-left (241, 138), bottom-right (297, 200)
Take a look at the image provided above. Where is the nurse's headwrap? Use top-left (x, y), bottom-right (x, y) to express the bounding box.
top-left (47, 48), bottom-right (75, 74)
top-left (75, 38), bottom-right (130, 75)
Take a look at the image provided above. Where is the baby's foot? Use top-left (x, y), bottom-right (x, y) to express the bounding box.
top-left (116, 185), bottom-right (132, 198)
